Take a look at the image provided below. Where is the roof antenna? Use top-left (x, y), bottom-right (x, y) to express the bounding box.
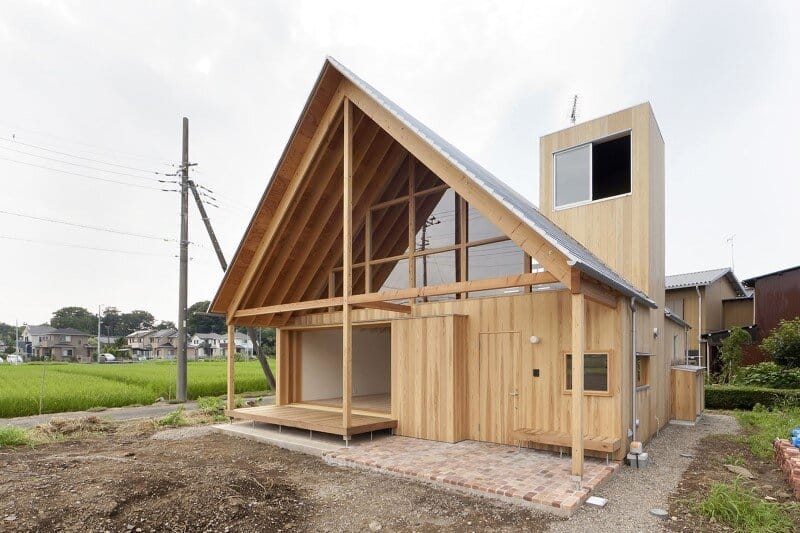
top-left (725, 234), bottom-right (736, 272)
top-left (570, 95), bottom-right (579, 125)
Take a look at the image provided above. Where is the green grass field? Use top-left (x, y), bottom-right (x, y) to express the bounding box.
top-left (0, 360), bottom-right (274, 418)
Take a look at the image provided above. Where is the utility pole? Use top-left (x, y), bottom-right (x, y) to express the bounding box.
top-left (176, 117), bottom-right (189, 402)
top-left (97, 304), bottom-right (102, 363)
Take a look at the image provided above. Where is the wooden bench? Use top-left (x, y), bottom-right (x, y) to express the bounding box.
top-left (512, 428), bottom-right (622, 462)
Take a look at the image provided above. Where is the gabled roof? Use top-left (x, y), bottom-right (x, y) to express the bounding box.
top-left (743, 264), bottom-right (800, 286)
top-left (665, 267), bottom-right (747, 296)
top-left (126, 329), bottom-right (155, 339)
top-left (25, 325), bottom-right (54, 335)
top-left (210, 57), bottom-right (654, 314)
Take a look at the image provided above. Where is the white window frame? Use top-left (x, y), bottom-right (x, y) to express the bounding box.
top-left (553, 130), bottom-right (633, 211)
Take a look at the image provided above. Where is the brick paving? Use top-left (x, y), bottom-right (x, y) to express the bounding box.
top-left (325, 436), bottom-right (618, 515)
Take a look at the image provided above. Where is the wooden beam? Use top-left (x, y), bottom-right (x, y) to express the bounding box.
top-left (570, 268), bottom-right (582, 294)
top-left (227, 323), bottom-right (236, 411)
top-left (571, 292), bottom-right (585, 478)
top-left (234, 297), bottom-right (344, 318)
top-left (353, 301), bottom-right (412, 314)
top-left (227, 89), bottom-right (347, 316)
top-left (351, 271), bottom-right (558, 304)
top-left (408, 156), bottom-right (416, 308)
top-left (342, 98), bottom-right (354, 431)
top-left (365, 211), bottom-right (372, 292)
top-left (581, 277), bottom-right (618, 309)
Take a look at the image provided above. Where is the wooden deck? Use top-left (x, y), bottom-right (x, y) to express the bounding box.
top-left (301, 393), bottom-right (391, 415)
top-left (227, 403), bottom-right (397, 438)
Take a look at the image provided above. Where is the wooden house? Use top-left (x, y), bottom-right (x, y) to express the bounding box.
top-left (210, 57), bottom-right (692, 479)
top-left (665, 268), bottom-right (751, 369)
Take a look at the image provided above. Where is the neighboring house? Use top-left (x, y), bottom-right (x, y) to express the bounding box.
top-left (207, 58), bottom-right (698, 479)
top-left (21, 324), bottom-right (56, 357)
top-left (189, 332), bottom-right (253, 358)
top-left (665, 267), bottom-right (750, 369)
top-left (151, 329), bottom-right (178, 360)
top-left (33, 328), bottom-right (93, 362)
top-left (126, 330), bottom-right (157, 359)
top-left (737, 265), bottom-right (800, 362)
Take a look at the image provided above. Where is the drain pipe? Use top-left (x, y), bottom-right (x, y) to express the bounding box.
top-left (695, 286), bottom-right (704, 371)
top-left (629, 297), bottom-right (638, 442)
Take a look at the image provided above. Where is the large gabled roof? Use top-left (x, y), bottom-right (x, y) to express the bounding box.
top-left (210, 58), bottom-right (654, 314)
top-left (665, 267), bottom-right (747, 296)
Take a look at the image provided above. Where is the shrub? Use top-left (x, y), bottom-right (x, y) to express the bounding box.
top-left (157, 406), bottom-right (190, 427)
top-left (0, 426), bottom-right (32, 447)
top-left (719, 327), bottom-right (751, 384)
top-left (735, 362), bottom-right (800, 389)
top-left (694, 478), bottom-right (798, 532)
top-left (705, 385), bottom-right (800, 410)
top-left (197, 396), bottom-right (224, 415)
top-left (761, 317), bottom-right (800, 368)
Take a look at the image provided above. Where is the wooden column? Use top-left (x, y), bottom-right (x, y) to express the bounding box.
top-left (571, 292), bottom-right (585, 478)
top-left (407, 156), bottom-right (416, 308)
top-left (226, 322), bottom-right (236, 411)
top-left (342, 98), bottom-right (353, 430)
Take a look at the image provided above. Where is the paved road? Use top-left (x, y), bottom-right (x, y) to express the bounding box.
top-left (0, 395), bottom-right (275, 429)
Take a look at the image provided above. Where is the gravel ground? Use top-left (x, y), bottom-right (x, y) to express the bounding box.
top-left (549, 413), bottom-right (740, 533)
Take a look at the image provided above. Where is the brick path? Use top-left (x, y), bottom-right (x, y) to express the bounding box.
top-left (325, 436), bottom-right (618, 514)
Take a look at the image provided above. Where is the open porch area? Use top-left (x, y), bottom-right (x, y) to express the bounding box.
top-left (227, 400), bottom-right (396, 439)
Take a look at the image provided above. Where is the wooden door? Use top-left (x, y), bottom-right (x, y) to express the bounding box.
top-left (478, 332), bottom-right (521, 444)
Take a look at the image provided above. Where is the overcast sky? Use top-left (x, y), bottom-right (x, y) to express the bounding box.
top-left (1, 0), bottom-right (798, 327)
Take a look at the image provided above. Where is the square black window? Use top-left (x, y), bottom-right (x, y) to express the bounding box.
top-left (591, 135), bottom-right (631, 201)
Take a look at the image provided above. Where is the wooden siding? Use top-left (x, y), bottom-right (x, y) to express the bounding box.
top-left (391, 315), bottom-right (467, 443)
top-left (723, 298), bottom-right (755, 329)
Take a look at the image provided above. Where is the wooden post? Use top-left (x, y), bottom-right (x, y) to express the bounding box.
top-left (407, 156), bottom-right (416, 307)
top-left (227, 322), bottom-right (236, 411)
top-left (571, 292), bottom-right (585, 478)
top-left (342, 98), bottom-right (353, 430)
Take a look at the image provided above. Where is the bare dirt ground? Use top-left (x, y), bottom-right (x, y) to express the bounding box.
top-left (0, 416), bottom-right (557, 532)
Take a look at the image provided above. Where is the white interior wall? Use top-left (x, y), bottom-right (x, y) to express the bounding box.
top-left (300, 326), bottom-right (391, 401)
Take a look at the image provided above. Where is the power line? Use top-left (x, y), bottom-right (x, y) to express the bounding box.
top-left (0, 209), bottom-right (178, 243)
top-left (0, 123), bottom-right (173, 165)
top-left (0, 136), bottom-right (166, 175)
top-left (0, 234), bottom-right (177, 257)
top-left (0, 156), bottom-right (173, 191)
top-left (0, 144), bottom-right (173, 182)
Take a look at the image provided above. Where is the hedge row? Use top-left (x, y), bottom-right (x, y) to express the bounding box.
top-left (705, 385), bottom-right (800, 410)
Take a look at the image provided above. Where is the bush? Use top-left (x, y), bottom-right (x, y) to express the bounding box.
top-left (761, 317), bottom-right (800, 368)
top-left (705, 385), bottom-right (800, 410)
top-left (735, 362), bottom-right (800, 389)
top-left (719, 327), bottom-right (751, 384)
top-left (0, 426), bottom-right (32, 447)
top-left (157, 406), bottom-right (190, 427)
top-left (694, 478), bottom-right (798, 532)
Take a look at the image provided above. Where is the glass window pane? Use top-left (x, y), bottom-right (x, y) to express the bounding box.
top-left (414, 188), bottom-right (456, 251)
top-left (467, 204), bottom-right (504, 242)
top-left (371, 202), bottom-right (409, 260)
top-left (467, 240), bottom-right (525, 280)
top-left (415, 250), bottom-right (456, 301)
top-left (554, 144), bottom-right (591, 207)
top-left (375, 259), bottom-right (409, 292)
top-left (565, 353), bottom-right (608, 392)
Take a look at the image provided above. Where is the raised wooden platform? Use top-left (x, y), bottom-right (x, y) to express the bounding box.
top-left (226, 404), bottom-right (397, 438)
top-left (511, 428), bottom-right (622, 454)
top-left (301, 393), bottom-right (391, 415)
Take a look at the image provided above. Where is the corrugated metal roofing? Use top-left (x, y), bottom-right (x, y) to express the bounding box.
top-left (665, 267), bottom-right (747, 296)
top-left (328, 57), bottom-right (655, 307)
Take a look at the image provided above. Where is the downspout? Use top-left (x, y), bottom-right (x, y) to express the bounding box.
top-left (684, 325), bottom-right (690, 365)
top-left (695, 285), bottom-right (704, 371)
top-left (629, 296), bottom-right (638, 442)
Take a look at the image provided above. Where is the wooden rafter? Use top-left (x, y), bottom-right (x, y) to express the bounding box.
top-left (226, 89), bottom-right (348, 316)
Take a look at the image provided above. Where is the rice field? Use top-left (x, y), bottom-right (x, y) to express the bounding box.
top-left (0, 360), bottom-right (274, 418)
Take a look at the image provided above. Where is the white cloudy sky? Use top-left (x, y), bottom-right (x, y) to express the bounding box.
top-left (0, 0), bottom-right (798, 326)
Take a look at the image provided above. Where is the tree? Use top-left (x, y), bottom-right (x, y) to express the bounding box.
top-left (719, 326), bottom-right (751, 383)
top-left (187, 300), bottom-right (225, 335)
top-left (117, 310), bottom-right (155, 336)
top-left (154, 320), bottom-right (176, 330)
top-left (51, 307), bottom-right (96, 333)
top-left (761, 317), bottom-right (800, 369)
top-left (101, 307), bottom-right (121, 336)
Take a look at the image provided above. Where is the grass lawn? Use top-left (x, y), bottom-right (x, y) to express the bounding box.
top-left (0, 359), bottom-right (274, 418)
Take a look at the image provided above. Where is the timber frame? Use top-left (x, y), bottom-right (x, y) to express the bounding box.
top-left (212, 58), bottom-right (664, 479)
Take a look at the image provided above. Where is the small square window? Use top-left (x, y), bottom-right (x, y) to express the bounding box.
top-left (565, 353), bottom-right (609, 392)
top-left (554, 144), bottom-right (591, 208)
